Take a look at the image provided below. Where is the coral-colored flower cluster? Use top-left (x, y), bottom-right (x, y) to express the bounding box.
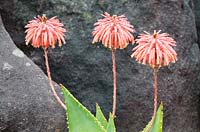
top-left (131, 30), bottom-right (177, 68)
top-left (92, 12), bottom-right (135, 49)
top-left (25, 15), bottom-right (66, 49)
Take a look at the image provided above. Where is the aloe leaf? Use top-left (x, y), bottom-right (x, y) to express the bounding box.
top-left (141, 103), bottom-right (163, 132)
top-left (106, 113), bottom-right (116, 132)
top-left (60, 84), bottom-right (106, 132)
top-left (96, 103), bottom-right (108, 129)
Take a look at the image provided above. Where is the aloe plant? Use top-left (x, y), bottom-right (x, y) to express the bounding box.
top-left (61, 84), bottom-right (116, 132)
top-left (61, 84), bottom-right (163, 132)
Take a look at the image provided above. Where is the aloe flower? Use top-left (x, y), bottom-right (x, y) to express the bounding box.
top-left (131, 30), bottom-right (177, 131)
top-left (92, 12), bottom-right (135, 118)
top-left (92, 12), bottom-right (135, 49)
top-left (25, 15), bottom-right (66, 49)
top-left (131, 30), bottom-right (177, 69)
top-left (25, 14), bottom-right (66, 110)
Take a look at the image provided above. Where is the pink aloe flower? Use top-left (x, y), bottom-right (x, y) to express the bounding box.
top-left (92, 12), bottom-right (135, 49)
top-left (92, 12), bottom-right (135, 118)
top-left (131, 30), bottom-right (177, 132)
top-left (24, 14), bottom-right (67, 110)
top-left (131, 30), bottom-right (177, 69)
top-left (25, 15), bottom-right (66, 49)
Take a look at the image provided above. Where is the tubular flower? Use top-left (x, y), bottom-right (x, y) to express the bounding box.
top-left (131, 30), bottom-right (177, 69)
top-left (25, 14), bottom-right (66, 49)
top-left (92, 12), bottom-right (135, 49)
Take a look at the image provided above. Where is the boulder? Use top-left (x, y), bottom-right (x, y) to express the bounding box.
top-left (0, 0), bottom-right (200, 132)
top-left (0, 16), bottom-right (67, 132)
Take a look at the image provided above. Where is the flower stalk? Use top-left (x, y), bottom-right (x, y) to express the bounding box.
top-left (146, 68), bottom-right (158, 132)
top-left (44, 48), bottom-right (67, 110)
top-left (112, 49), bottom-right (117, 118)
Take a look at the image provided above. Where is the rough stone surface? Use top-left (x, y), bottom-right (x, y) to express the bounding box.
top-left (1, 0), bottom-right (200, 132)
top-left (0, 16), bottom-right (67, 132)
top-left (194, 0), bottom-right (200, 47)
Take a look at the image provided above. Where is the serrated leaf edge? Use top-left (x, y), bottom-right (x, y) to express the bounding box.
top-left (141, 103), bottom-right (163, 132)
top-left (96, 103), bottom-right (108, 129)
top-left (61, 84), bottom-right (106, 132)
top-left (106, 113), bottom-right (116, 132)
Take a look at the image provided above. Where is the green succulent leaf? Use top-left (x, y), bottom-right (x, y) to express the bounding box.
top-left (60, 84), bottom-right (106, 132)
top-left (106, 113), bottom-right (116, 132)
top-left (96, 103), bottom-right (108, 129)
top-left (141, 103), bottom-right (163, 132)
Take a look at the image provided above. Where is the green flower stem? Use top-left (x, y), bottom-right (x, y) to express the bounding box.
top-left (111, 49), bottom-right (117, 118)
top-left (44, 49), bottom-right (66, 110)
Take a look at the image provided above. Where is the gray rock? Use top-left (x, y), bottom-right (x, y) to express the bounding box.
top-left (194, 0), bottom-right (200, 46)
top-left (0, 16), bottom-right (67, 132)
top-left (0, 0), bottom-right (200, 132)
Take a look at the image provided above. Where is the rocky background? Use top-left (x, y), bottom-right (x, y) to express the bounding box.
top-left (0, 0), bottom-right (200, 132)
